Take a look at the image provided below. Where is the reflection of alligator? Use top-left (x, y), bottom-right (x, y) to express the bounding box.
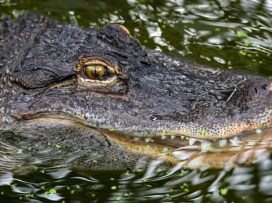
top-left (0, 14), bottom-right (272, 172)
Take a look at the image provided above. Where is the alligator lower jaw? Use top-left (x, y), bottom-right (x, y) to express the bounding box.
top-left (14, 115), bottom-right (272, 169)
top-left (105, 128), bottom-right (272, 168)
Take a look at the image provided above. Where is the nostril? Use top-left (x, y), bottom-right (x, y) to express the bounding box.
top-left (262, 84), bottom-right (268, 90)
top-left (254, 88), bottom-right (258, 94)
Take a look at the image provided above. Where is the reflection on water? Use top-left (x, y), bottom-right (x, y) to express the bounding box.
top-left (0, 160), bottom-right (272, 202)
top-left (0, 0), bottom-right (272, 202)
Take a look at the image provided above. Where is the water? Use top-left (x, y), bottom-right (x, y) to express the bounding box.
top-left (0, 0), bottom-right (272, 202)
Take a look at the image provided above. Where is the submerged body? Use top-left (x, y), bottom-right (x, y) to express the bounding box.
top-left (0, 15), bottom-right (272, 172)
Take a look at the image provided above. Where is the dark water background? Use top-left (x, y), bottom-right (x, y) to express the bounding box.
top-left (1, 0), bottom-right (272, 202)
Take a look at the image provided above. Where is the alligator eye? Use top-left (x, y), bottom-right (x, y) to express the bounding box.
top-left (84, 65), bottom-right (106, 79)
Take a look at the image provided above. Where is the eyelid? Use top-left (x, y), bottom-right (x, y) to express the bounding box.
top-left (14, 68), bottom-right (59, 89)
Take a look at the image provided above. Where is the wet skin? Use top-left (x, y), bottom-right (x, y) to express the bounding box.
top-left (0, 14), bottom-right (272, 172)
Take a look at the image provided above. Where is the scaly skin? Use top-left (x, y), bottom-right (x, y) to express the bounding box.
top-left (0, 14), bottom-right (272, 172)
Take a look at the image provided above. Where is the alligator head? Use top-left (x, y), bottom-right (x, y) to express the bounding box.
top-left (0, 15), bottom-right (272, 172)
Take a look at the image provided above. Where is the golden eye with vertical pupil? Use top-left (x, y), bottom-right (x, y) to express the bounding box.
top-left (84, 65), bottom-right (106, 79)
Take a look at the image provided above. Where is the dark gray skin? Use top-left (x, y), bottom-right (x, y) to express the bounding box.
top-left (0, 14), bottom-right (272, 173)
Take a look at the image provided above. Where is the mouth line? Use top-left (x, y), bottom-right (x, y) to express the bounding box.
top-left (104, 128), bottom-right (272, 168)
top-left (24, 114), bottom-right (272, 154)
top-left (104, 127), bottom-right (272, 154)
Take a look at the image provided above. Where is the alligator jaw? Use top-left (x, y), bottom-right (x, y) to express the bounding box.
top-left (1, 117), bottom-right (177, 173)
top-left (13, 115), bottom-right (272, 169)
top-left (101, 126), bottom-right (272, 169)
top-left (0, 116), bottom-right (271, 173)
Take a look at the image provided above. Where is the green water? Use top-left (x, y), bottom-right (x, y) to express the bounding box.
top-left (0, 0), bottom-right (272, 202)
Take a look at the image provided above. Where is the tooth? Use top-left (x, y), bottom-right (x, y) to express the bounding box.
top-left (229, 136), bottom-right (241, 145)
top-left (219, 139), bottom-right (227, 147)
top-left (145, 138), bottom-right (151, 142)
top-left (161, 135), bottom-right (166, 139)
top-left (171, 135), bottom-right (175, 139)
top-left (134, 137), bottom-right (140, 141)
top-left (256, 129), bottom-right (262, 134)
top-left (201, 140), bottom-right (212, 152)
top-left (236, 151), bottom-right (251, 164)
top-left (236, 158), bottom-right (247, 164)
top-left (189, 138), bottom-right (196, 145)
top-left (181, 136), bottom-right (184, 139)
top-left (247, 140), bottom-right (257, 146)
top-left (162, 147), bottom-right (168, 153)
top-left (172, 151), bottom-right (196, 160)
top-left (251, 149), bottom-right (269, 164)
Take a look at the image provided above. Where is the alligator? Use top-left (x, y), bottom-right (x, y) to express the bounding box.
top-left (0, 14), bottom-right (272, 173)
